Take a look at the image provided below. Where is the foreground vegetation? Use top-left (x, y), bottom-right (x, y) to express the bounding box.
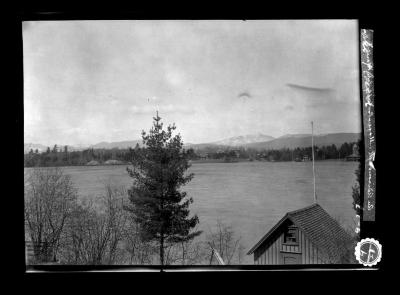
top-left (24, 167), bottom-right (244, 265)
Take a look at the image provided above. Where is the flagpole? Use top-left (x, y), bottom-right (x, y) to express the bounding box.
top-left (311, 121), bottom-right (317, 203)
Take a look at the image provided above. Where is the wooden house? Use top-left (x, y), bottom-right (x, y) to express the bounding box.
top-left (198, 152), bottom-right (208, 160)
top-left (247, 203), bottom-right (354, 264)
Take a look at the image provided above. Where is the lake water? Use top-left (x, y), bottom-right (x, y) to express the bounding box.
top-left (25, 160), bottom-right (358, 264)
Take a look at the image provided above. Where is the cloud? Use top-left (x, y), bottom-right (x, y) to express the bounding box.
top-left (165, 66), bottom-right (186, 87)
top-left (238, 91), bottom-right (252, 98)
top-left (23, 21), bottom-right (360, 145)
top-left (286, 83), bottom-right (334, 94)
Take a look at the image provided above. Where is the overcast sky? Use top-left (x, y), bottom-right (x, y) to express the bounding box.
top-left (23, 20), bottom-right (361, 146)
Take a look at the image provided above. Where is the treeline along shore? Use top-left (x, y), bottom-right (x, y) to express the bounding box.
top-left (24, 141), bottom-right (360, 168)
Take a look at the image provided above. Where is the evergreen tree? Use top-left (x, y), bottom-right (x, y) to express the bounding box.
top-left (63, 146), bottom-right (69, 164)
top-left (125, 112), bottom-right (201, 266)
top-left (351, 139), bottom-right (363, 237)
top-left (352, 165), bottom-right (361, 215)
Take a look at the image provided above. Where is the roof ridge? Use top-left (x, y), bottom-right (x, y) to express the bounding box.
top-left (287, 203), bottom-right (320, 216)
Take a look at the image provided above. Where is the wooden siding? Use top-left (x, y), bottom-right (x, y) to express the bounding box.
top-left (254, 226), bottom-right (328, 265)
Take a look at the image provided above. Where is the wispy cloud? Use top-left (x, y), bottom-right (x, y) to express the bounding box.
top-left (238, 91), bottom-right (252, 99)
top-left (286, 83), bottom-right (334, 93)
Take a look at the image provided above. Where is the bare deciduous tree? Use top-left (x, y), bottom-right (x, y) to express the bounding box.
top-left (122, 214), bottom-right (158, 265)
top-left (329, 215), bottom-right (359, 264)
top-left (177, 239), bottom-right (206, 265)
top-left (24, 167), bottom-right (78, 263)
top-left (171, 225), bottom-right (206, 265)
top-left (59, 183), bottom-right (128, 265)
top-left (162, 222), bottom-right (245, 265)
top-left (206, 220), bottom-right (244, 265)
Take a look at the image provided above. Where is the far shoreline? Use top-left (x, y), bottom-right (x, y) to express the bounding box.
top-left (24, 158), bottom-right (357, 169)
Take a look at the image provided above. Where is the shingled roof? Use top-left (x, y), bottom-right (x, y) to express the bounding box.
top-left (247, 203), bottom-right (354, 263)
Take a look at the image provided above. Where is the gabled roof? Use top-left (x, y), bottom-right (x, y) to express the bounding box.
top-left (247, 203), bottom-right (353, 262)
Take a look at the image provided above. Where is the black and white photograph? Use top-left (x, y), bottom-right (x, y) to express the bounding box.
top-left (23, 19), bottom-right (368, 268)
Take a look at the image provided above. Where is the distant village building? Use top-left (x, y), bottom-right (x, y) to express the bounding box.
top-left (302, 155), bottom-right (310, 161)
top-left (247, 204), bottom-right (354, 264)
top-left (346, 143), bottom-right (360, 161)
top-left (232, 149), bottom-right (241, 158)
top-left (104, 159), bottom-right (124, 165)
top-left (198, 152), bottom-right (208, 160)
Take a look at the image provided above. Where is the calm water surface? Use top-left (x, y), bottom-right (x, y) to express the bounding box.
top-left (25, 160), bottom-right (358, 264)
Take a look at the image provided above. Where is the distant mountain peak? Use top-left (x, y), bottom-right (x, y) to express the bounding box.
top-left (212, 133), bottom-right (275, 146)
top-left (242, 132), bottom-right (361, 150)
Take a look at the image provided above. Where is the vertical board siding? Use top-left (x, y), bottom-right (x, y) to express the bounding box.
top-left (278, 235), bottom-right (282, 264)
top-left (264, 246), bottom-right (267, 264)
top-left (264, 245), bottom-right (267, 264)
top-left (311, 246), bottom-right (315, 264)
top-left (305, 234), bottom-right (309, 263)
top-left (303, 233), bottom-right (306, 263)
top-left (268, 241), bottom-right (272, 264)
top-left (301, 230), bottom-right (305, 264)
top-left (273, 242), bottom-right (276, 264)
top-left (314, 247), bottom-right (318, 264)
top-left (253, 226), bottom-right (328, 265)
top-left (312, 247), bottom-right (316, 264)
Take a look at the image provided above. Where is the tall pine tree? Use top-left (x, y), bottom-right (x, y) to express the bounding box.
top-left (125, 112), bottom-right (201, 265)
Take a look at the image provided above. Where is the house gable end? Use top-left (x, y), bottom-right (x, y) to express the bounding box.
top-left (248, 203), bottom-right (354, 264)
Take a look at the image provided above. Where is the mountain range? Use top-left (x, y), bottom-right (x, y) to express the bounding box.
top-left (24, 132), bottom-right (361, 154)
top-left (211, 133), bottom-right (275, 146)
top-left (240, 133), bottom-right (360, 150)
top-left (90, 140), bottom-right (142, 150)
